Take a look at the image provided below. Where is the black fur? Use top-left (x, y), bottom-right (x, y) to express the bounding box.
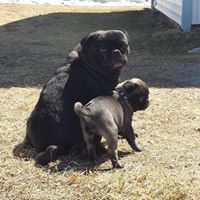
top-left (24, 30), bottom-right (129, 165)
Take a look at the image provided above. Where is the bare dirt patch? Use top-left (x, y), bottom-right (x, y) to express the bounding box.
top-left (0, 3), bottom-right (200, 200)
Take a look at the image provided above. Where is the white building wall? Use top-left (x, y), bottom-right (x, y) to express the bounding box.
top-left (155, 0), bottom-right (182, 25)
top-left (192, 0), bottom-right (200, 24)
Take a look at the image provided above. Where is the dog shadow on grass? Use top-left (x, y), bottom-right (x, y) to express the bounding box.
top-left (13, 142), bottom-right (133, 173)
top-left (54, 150), bottom-right (133, 173)
top-left (1, 7), bottom-right (200, 89)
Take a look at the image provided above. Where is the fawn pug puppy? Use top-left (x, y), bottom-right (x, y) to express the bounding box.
top-left (74, 78), bottom-right (149, 168)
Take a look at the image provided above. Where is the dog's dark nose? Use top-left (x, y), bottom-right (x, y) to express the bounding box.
top-left (112, 49), bottom-right (121, 56)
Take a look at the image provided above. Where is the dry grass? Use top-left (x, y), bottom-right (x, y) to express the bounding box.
top-left (1, 87), bottom-right (200, 199)
top-left (0, 3), bottom-right (200, 200)
top-left (0, 3), bottom-right (145, 26)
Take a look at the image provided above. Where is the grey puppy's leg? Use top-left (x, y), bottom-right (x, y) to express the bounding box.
top-left (80, 121), bottom-right (97, 161)
top-left (125, 126), bottom-right (142, 152)
top-left (103, 125), bottom-right (123, 169)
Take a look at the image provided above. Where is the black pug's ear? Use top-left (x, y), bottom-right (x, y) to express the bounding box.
top-left (121, 29), bottom-right (130, 54)
top-left (123, 81), bottom-right (137, 94)
top-left (80, 32), bottom-right (100, 53)
top-left (122, 29), bottom-right (129, 39)
top-left (67, 43), bottom-right (82, 62)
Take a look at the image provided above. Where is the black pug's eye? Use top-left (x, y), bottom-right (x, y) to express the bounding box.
top-left (100, 48), bottom-right (107, 53)
top-left (120, 47), bottom-right (125, 54)
top-left (120, 45), bottom-right (129, 54)
top-left (98, 43), bottom-right (107, 54)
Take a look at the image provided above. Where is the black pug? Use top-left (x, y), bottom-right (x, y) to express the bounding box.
top-left (23, 30), bottom-right (130, 166)
top-left (74, 78), bottom-right (149, 168)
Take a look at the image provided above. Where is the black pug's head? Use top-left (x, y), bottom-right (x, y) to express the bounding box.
top-left (79, 30), bottom-right (130, 72)
top-left (117, 78), bottom-right (149, 112)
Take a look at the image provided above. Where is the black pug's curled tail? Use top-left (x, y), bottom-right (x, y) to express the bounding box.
top-left (35, 145), bottom-right (58, 166)
top-left (74, 102), bottom-right (91, 122)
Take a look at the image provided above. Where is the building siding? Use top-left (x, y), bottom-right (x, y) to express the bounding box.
top-left (153, 0), bottom-right (200, 31)
top-left (192, 0), bottom-right (200, 24)
top-left (154, 0), bottom-right (182, 25)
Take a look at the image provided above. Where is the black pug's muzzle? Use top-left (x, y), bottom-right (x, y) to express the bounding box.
top-left (111, 49), bottom-right (129, 70)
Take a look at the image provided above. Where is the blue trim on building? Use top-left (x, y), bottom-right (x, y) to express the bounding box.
top-left (151, 0), bottom-right (193, 32)
top-left (151, 0), bottom-right (156, 12)
top-left (181, 0), bottom-right (193, 31)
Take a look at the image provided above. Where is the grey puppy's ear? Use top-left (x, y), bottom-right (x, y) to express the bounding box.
top-left (123, 81), bottom-right (137, 94)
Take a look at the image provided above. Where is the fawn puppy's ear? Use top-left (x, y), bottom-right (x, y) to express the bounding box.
top-left (123, 81), bottom-right (137, 94)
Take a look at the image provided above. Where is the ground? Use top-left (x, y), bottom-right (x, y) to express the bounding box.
top-left (0, 3), bottom-right (200, 200)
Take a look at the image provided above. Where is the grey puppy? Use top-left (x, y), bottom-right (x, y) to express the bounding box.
top-left (74, 78), bottom-right (149, 168)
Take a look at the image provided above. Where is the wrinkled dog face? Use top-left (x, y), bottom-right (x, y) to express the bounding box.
top-left (117, 78), bottom-right (149, 111)
top-left (79, 30), bottom-right (130, 71)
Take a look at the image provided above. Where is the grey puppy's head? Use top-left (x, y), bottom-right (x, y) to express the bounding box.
top-left (116, 78), bottom-right (149, 112)
top-left (78, 30), bottom-right (130, 71)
